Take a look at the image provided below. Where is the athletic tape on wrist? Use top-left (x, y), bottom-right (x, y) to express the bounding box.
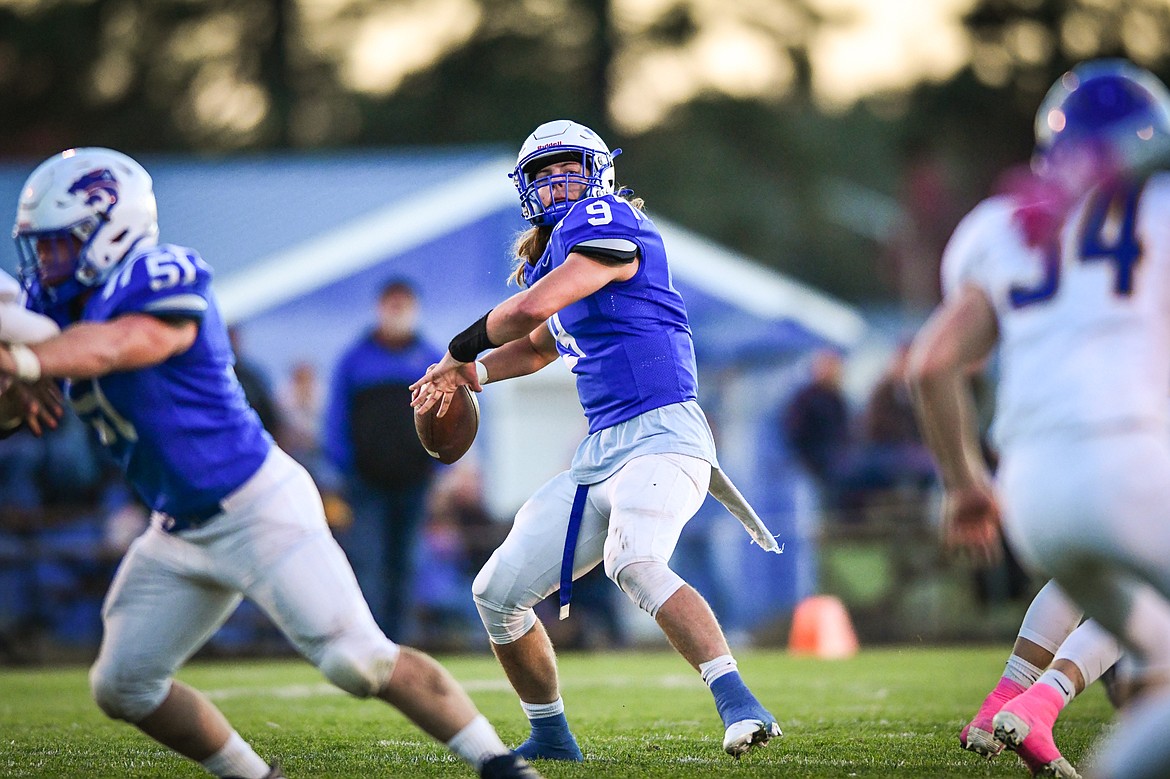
top-left (8, 343), bottom-right (41, 381)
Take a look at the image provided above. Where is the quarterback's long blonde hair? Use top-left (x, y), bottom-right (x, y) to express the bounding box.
top-left (509, 191), bottom-right (645, 287)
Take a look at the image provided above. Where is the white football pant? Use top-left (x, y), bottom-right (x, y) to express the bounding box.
top-left (90, 447), bottom-right (399, 722)
top-left (473, 452), bottom-right (710, 644)
top-left (999, 428), bottom-right (1170, 779)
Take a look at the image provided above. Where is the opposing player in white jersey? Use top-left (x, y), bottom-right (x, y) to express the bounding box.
top-left (909, 60), bottom-right (1170, 779)
top-left (0, 148), bottom-right (541, 779)
top-left (411, 120), bottom-right (781, 761)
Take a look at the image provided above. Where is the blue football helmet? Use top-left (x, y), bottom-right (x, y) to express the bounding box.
top-left (510, 120), bottom-right (620, 227)
top-left (1033, 59), bottom-right (1170, 177)
top-left (13, 147), bottom-right (159, 307)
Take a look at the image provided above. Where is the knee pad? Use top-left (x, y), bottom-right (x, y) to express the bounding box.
top-left (317, 631), bottom-right (401, 698)
top-left (473, 594), bottom-right (537, 645)
top-left (471, 559), bottom-right (538, 645)
top-left (613, 560), bottom-right (685, 618)
top-left (89, 655), bottom-right (171, 723)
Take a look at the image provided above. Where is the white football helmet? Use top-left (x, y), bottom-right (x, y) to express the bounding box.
top-left (13, 147), bottom-right (159, 305)
top-left (510, 120), bottom-right (620, 227)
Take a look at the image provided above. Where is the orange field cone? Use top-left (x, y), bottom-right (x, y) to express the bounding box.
top-left (787, 594), bottom-right (859, 659)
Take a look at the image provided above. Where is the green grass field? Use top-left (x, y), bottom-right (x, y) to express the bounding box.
top-left (0, 646), bottom-right (1113, 778)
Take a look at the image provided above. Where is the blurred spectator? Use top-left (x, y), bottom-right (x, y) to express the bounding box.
top-left (39, 407), bottom-right (107, 506)
top-left (414, 463), bottom-right (499, 650)
top-left (0, 406), bottom-right (112, 515)
top-left (276, 360), bottom-right (324, 469)
top-left (0, 422), bottom-right (43, 514)
top-left (228, 326), bottom-right (282, 436)
top-left (0, 408), bottom-right (125, 659)
top-left (840, 343), bottom-right (937, 515)
top-left (863, 344), bottom-right (922, 446)
top-left (429, 460), bottom-right (505, 574)
top-left (0, 419), bottom-right (51, 660)
top-left (782, 349), bottom-right (851, 512)
top-left (323, 278), bottom-right (442, 641)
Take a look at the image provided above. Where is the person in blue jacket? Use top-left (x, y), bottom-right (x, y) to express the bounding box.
top-left (323, 277), bottom-right (443, 640)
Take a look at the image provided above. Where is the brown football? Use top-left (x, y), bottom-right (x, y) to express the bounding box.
top-left (414, 385), bottom-right (480, 464)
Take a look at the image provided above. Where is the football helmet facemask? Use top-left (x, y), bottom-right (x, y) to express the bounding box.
top-left (14, 147), bottom-right (159, 306)
top-left (511, 120), bottom-right (620, 227)
top-left (1033, 59), bottom-right (1170, 179)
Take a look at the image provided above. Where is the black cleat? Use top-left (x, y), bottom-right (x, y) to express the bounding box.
top-left (479, 752), bottom-right (545, 779)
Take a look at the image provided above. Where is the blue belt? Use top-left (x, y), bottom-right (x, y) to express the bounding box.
top-left (160, 502), bottom-right (224, 533)
top-left (558, 483), bottom-right (590, 620)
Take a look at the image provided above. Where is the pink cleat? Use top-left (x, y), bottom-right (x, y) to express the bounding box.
top-left (960, 678), bottom-right (1027, 758)
top-left (992, 684), bottom-right (1080, 778)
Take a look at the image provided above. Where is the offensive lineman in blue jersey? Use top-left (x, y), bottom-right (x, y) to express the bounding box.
top-left (0, 148), bottom-right (540, 779)
top-left (412, 120), bottom-right (782, 761)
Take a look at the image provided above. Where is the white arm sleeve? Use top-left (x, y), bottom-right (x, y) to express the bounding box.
top-left (0, 303), bottom-right (60, 344)
top-left (0, 270), bottom-right (60, 343)
top-left (0, 270), bottom-right (59, 343)
top-left (0, 269), bottom-right (21, 304)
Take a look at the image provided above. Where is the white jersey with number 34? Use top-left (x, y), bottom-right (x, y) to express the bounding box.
top-left (942, 173), bottom-right (1170, 450)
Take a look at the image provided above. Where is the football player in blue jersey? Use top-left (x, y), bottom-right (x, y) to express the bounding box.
top-left (0, 148), bottom-right (540, 779)
top-left (412, 120), bottom-right (782, 761)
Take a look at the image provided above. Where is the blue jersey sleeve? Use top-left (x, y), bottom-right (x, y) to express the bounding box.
top-left (102, 244), bottom-right (213, 321)
top-left (556, 195), bottom-right (644, 263)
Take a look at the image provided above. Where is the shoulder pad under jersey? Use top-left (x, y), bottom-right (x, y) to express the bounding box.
top-left (101, 244), bottom-right (214, 320)
top-left (558, 195), bottom-right (645, 262)
top-left (940, 196), bottom-right (1016, 299)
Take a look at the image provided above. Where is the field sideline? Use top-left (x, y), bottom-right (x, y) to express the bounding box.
top-left (0, 646), bottom-right (1113, 778)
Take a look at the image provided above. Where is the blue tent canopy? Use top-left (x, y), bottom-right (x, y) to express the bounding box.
top-left (0, 149), bottom-right (868, 628)
top-left (0, 149), bottom-right (864, 376)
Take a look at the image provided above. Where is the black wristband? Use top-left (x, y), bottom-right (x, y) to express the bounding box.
top-left (448, 310), bottom-right (498, 363)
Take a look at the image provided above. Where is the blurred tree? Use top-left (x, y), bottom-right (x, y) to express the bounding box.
top-left (4, 0), bottom-right (1170, 305)
top-left (341, 0), bottom-right (614, 148)
top-left (0, 0), bottom-right (290, 153)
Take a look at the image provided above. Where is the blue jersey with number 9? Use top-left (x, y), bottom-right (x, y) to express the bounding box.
top-left (58, 244), bottom-right (271, 518)
top-left (523, 194), bottom-right (698, 433)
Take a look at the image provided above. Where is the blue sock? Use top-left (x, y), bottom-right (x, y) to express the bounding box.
top-left (515, 713), bottom-right (583, 762)
top-left (710, 672), bottom-right (772, 728)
